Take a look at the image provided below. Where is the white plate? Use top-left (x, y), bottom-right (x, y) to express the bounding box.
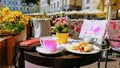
top-left (36, 45), bottom-right (64, 55)
top-left (64, 44), bottom-right (101, 54)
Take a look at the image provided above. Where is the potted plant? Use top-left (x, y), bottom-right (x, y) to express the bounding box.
top-left (53, 17), bottom-right (70, 44)
top-left (0, 7), bottom-right (30, 35)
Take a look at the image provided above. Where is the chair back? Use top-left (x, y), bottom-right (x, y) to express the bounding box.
top-left (32, 18), bottom-right (51, 38)
top-left (106, 20), bottom-right (120, 52)
top-left (79, 20), bottom-right (108, 44)
top-left (68, 19), bottom-right (83, 38)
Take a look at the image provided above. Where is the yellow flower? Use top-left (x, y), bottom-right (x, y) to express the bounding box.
top-left (9, 18), bottom-right (15, 23)
top-left (2, 7), bottom-right (9, 12)
top-left (2, 7), bottom-right (10, 16)
top-left (0, 7), bottom-right (31, 35)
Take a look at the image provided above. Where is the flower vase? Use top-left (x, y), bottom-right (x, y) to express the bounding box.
top-left (56, 32), bottom-right (69, 44)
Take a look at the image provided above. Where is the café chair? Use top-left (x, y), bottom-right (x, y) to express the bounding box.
top-left (79, 20), bottom-right (109, 68)
top-left (13, 18), bottom-right (52, 68)
top-left (13, 38), bottom-right (40, 68)
top-left (104, 38), bottom-right (120, 68)
top-left (32, 18), bottom-right (51, 38)
top-left (68, 19), bottom-right (83, 38)
top-left (106, 20), bottom-right (120, 53)
top-left (105, 20), bottom-right (120, 68)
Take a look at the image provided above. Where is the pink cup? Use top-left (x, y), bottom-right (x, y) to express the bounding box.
top-left (40, 37), bottom-right (57, 52)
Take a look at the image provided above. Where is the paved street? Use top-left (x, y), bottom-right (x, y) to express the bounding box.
top-left (81, 57), bottom-right (120, 68)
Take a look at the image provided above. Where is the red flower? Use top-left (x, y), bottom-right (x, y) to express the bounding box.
top-left (70, 25), bottom-right (75, 30)
top-left (75, 26), bottom-right (81, 33)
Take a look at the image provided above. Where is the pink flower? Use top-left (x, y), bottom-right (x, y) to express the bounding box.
top-left (54, 17), bottom-right (68, 26)
top-left (109, 21), bottom-right (117, 29)
top-left (53, 17), bottom-right (69, 33)
top-left (63, 20), bottom-right (68, 25)
top-left (53, 21), bottom-right (56, 24)
top-left (55, 18), bottom-right (61, 21)
top-left (60, 22), bottom-right (64, 26)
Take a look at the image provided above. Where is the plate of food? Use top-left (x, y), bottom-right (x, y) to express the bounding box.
top-left (64, 42), bottom-right (101, 54)
top-left (36, 45), bottom-right (64, 55)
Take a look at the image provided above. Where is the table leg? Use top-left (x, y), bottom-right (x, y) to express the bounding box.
top-left (98, 58), bottom-right (100, 68)
top-left (18, 49), bottom-right (25, 68)
top-left (105, 50), bottom-right (108, 68)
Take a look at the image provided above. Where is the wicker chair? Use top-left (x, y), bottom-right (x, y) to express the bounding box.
top-left (32, 18), bottom-right (51, 38)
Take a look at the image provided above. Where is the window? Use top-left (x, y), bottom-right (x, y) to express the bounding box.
top-left (62, 0), bottom-right (64, 6)
top-left (20, 7), bottom-right (22, 10)
top-left (54, 2), bottom-right (55, 9)
top-left (74, 0), bottom-right (77, 6)
top-left (57, 1), bottom-right (59, 8)
top-left (16, 2), bottom-right (18, 5)
top-left (87, 0), bottom-right (90, 4)
top-left (65, 0), bottom-right (67, 5)
top-left (9, 7), bottom-right (11, 10)
top-left (33, 9), bottom-right (34, 12)
top-left (51, 4), bottom-right (53, 9)
top-left (16, 7), bottom-right (18, 10)
top-left (9, 1), bottom-right (11, 4)
top-left (11, 7), bottom-right (13, 10)
top-left (13, 7), bottom-right (15, 10)
top-left (12, 1), bottom-right (14, 4)
top-left (4, 0), bottom-right (6, 4)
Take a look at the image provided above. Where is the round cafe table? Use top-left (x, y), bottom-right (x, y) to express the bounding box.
top-left (24, 45), bottom-right (102, 68)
